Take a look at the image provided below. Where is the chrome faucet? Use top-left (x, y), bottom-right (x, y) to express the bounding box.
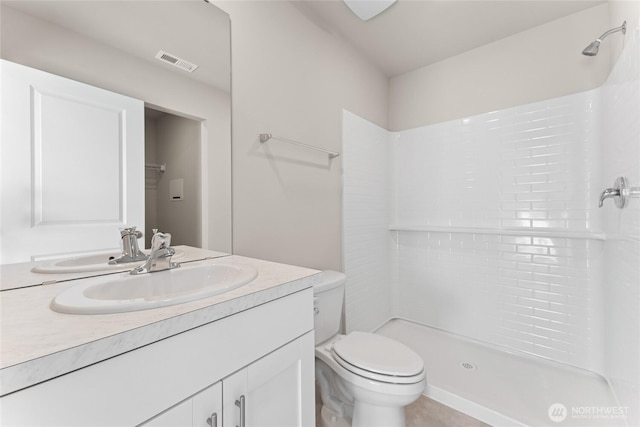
top-left (598, 177), bottom-right (640, 209)
top-left (598, 187), bottom-right (620, 207)
top-left (130, 229), bottom-right (180, 275)
top-left (109, 227), bottom-right (148, 265)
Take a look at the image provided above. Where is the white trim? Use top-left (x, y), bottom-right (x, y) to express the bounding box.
top-left (389, 224), bottom-right (606, 240)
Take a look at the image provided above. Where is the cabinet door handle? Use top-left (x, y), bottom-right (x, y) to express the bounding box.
top-left (235, 395), bottom-right (245, 427)
top-left (206, 413), bottom-right (217, 427)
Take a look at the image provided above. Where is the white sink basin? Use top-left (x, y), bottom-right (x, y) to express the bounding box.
top-left (50, 262), bottom-right (258, 315)
top-left (32, 250), bottom-right (185, 274)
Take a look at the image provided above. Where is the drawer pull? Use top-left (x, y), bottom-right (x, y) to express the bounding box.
top-left (206, 413), bottom-right (217, 427)
top-left (235, 395), bottom-right (245, 427)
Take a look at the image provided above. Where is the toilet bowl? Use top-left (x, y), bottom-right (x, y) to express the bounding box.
top-left (313, 271), bottom-right (426, 427)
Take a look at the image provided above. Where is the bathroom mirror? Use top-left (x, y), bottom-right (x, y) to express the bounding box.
top-left (0, 1), bottom-right (232, 267)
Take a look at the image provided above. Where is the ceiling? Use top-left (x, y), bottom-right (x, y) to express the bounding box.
top-left (7, 0), bottom-right (604, 83)
top-left (294, 0), bottom-right (605, 77)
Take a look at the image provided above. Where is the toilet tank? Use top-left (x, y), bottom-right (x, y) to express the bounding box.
top-left (313, 270), bottom-right (345, 345)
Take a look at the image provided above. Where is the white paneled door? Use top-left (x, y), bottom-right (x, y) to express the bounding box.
top-left (1, 59), bottom-right (144, 264)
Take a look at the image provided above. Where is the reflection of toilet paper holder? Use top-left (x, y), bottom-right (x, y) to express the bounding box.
top-left (599, 177), bottom-right (640, 208)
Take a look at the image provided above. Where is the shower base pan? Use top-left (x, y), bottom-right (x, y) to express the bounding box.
top-left (376, 319), bottom-right (625, 427)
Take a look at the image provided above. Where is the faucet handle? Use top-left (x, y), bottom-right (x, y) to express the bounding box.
top-left (109, 226), bottom-right (147, 265)
top-left (150, 230), bottom-right (172, 251)
top-left (598, 188), bottom-right (620, 207)
top-left (120, 226), bottom-right (143, 239)
top-left (599, 177), bottom-right (629, 209)
top-left (130, 230), bottom-right (178, 275)
top-left (120, 226), bottom-right (136, 236)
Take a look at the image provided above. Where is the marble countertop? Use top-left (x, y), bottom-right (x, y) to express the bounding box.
top-left (0, 252), bottom-right (320, 396)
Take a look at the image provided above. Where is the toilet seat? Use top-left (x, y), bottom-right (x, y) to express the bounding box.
top-left (331, 332), bottom-right (425, 384)
top-left (316, 344), bottom-right (426, 396)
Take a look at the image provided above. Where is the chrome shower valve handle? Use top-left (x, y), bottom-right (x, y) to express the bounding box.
top-left (599, 177), bottom-right (640, 208)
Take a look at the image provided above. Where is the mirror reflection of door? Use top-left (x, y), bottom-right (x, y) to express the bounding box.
top-left (144, 108), bottom-right (201, 248)
top-left (0, 59), bottom-right (145, 264)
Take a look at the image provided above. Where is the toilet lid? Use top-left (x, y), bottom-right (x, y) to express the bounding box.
top-left (332, 331), bottom-right (424, 378)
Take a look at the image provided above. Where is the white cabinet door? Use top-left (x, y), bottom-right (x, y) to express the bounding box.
top-left (223, 332), bottom-right (315, 427)
top-left (141, 398), bottom-right (193, 427)
top-left (0, 59), bottom-right (144, 264)
top-left (141, 382), bottom-right (222, 427)
top-left (193, 382), bottom-right (222, 427)
top-left (222, 364), bottom-right (247, 427)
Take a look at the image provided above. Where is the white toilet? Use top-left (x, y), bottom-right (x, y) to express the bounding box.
top-left (313, 271), bottom-right (426, 427)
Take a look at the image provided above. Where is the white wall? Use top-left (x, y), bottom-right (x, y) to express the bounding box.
top-left (0, 5), bottom-right (232, 253)
top-left (608, 1), bottom-right (640, 63)
top-left (601, 27), bottom-right (640, 426)
top-left (215, 1), bottom-right (388, 271)
top-left (342, 111), bottom-right (394, 333)
top-left (389, 3), bottom-right (612, 131)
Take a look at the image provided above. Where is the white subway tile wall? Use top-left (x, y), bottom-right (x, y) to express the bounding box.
top-left (392, 90), bottom-right (607, 371)
top-left (394, 89), bottom-right (602, 231)
top-left (393, 231), bottom-right (605, 370)
top-left (342, 110), bottom-right (394, 333)
top-left (602, 29), bottom-right (640, 426)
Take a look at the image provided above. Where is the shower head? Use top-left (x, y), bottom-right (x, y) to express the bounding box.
top-left (582, 39), bottom-right (601, 56)
top-left (582, 21), bottom-right (626, 56)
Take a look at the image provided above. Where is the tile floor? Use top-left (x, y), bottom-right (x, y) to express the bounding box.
top-left (316, 390), bottom-right (488, 427)
top-left (405, 395), bottom-right (490, 427)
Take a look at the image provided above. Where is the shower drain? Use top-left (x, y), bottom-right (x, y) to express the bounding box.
top-left (459, 361), bottom-right (477, 371)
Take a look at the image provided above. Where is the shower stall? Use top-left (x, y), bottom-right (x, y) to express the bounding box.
top-left (342, 21), bottom-right (639, 427)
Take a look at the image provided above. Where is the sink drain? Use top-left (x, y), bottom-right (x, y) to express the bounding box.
top-left (459, 361), bottom-right (477, 371)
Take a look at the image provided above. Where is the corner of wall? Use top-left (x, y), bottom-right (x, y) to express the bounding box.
top-left (608, 0), bottom-right (640, 67)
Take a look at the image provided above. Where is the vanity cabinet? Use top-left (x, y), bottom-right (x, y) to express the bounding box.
top-left (0, 288), bottom-right (314, 427)
top-left (141, 332), bottom-right (312, 427)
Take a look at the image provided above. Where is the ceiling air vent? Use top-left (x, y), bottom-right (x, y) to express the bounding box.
top-left (155, 50), bottom-right (198, 73)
